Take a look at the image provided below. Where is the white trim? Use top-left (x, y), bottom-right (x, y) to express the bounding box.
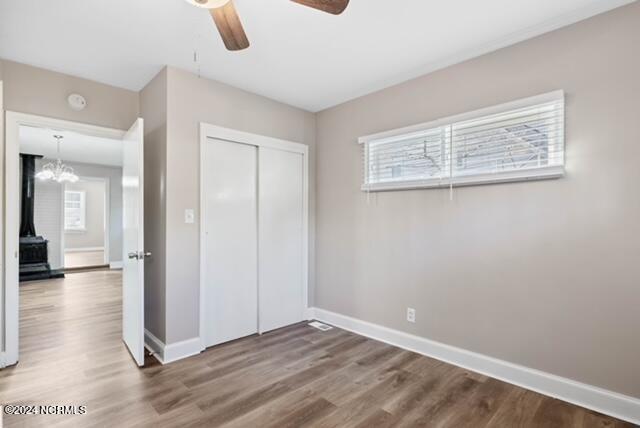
top-left (64, 246), bottom-right (105, 253)
top-left (199, 123), bottom-right (310, 350)
top-left (59, 178), bottom-right (66, 269)
top-left (201, 123), bottom-right (309, 154)
top-left (359, 90), bottom-right (565, 192)
top-left (164, 337), bottom-right (202, 364)
top-left (362, 165), bottom-right (565, 192)
top-left (0, 81), bottom-right (4, 362)
top-left (102, 177), bottom-right (111, 265)
top-left (309, 307), bottom-right (640, 425)
top-left (144, 329), bottom-right (202, 365)
top-left (3, 111), bottom-right (126, 366)
top-left (144, 329), bottom-right (165, 363)
top-left (358, 90), bottom-right (564, 145)
top-left (109, 261), bottom-right (123, 270)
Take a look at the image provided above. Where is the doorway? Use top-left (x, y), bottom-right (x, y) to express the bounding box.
top-left (63, 177), bottom-right (109, 271)
top-left (19, 125), bottom-right (124, 276)
top-left (2, 112), bottom-right (146, 367)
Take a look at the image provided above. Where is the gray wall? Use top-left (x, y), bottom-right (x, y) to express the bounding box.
top-left (1, 59), bottom-right (139, 129)
top-left (64, 180), bottom-right (106, 250)
top-left (140, 68), bottom-right (168, 343)
top-left (315, 2), bottom-right (640, 398)
top-left (66, 162), bottom-right (124, 263)
top-left (30, 160), bottom-right (123, 267)
top-left (163, 67), bottom-right (316, 344)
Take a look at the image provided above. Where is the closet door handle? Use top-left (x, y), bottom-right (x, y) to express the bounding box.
top-left (128, 252), bottom-right (140, 260)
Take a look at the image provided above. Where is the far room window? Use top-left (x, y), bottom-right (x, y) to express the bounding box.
top-left (64, 190), bottom-right (86, 231)
top-left (361, 91), bottom-right (565, 191)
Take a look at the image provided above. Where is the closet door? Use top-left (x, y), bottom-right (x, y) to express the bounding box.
top-left (258, 147), bottom-right (304, 333)
top-left (202, 138), bottom-right (258, 347)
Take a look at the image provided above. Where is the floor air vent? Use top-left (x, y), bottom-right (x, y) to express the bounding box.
top-left (308, 321), bottom-right (333, 331)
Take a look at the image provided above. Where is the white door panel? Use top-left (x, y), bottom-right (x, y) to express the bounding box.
top-left (122, 118), bottom-right (145, 366)
top-left (203, 138), bottom-right (258, 347)
top-left (258, 147), bottom-right (304, 333)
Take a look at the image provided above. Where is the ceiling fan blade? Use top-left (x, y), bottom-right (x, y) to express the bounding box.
top-left (210, 1), bottom-right (249, 51)
top-left (291, 0), bottom-right (350, 15)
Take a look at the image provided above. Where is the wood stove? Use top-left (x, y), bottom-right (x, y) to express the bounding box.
top-left (19, 154), bottom-right (64, 282)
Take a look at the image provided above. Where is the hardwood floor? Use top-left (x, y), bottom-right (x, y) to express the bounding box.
top-left (0, 271), bottom-right (632, 427)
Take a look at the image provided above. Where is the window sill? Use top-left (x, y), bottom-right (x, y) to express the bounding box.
top-left (64, 228), bottom-right (87, 234)
top-left (361, 165), bottom-right (565, 192)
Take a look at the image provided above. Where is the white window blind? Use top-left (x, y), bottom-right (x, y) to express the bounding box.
top-left (64, 190), bottom-right (86, 231)
top-left (361, 91), bottom-right (565, 191)
top-left (366, 127), bottom-right (450, 184)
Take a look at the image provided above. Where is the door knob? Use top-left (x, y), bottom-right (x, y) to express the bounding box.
top-left (128, 251), bottom-right (152, 260)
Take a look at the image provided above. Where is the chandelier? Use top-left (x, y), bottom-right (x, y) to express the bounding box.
top-left (35, 135), bottom-right (79, 183)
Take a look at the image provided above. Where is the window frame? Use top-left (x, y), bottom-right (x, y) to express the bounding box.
top-left (360, 91), bottom-right (565, 192)
top-left (64, 190), bottom-right (87, 232)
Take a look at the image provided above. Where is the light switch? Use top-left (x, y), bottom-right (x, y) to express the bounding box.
top-left (185, 209), bottom-right (195, 224)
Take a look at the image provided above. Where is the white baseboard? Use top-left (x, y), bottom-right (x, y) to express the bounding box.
top-left (309, 307), bottom-right (640, 425)
top-left (65, 247), bottom-right (105, 253)
top-left (144, 329), bottom-right (166, 363)
top-left (109, 261), bottom-right (123, 270)
top-left (144, 329), bottom-right (202, 365)
top-left (164, 337), bottom-right (202, 364)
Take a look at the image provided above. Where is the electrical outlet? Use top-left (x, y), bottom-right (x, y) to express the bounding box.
top-left (407, 308), bottom-right (416, 323)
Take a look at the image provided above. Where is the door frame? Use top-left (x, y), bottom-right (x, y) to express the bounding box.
top-left (2, 111), bottom-right (125, 366)
top-left (199, 123), bottom-right (310, 349)
top-left (62, 175), bottom-right (111, 268)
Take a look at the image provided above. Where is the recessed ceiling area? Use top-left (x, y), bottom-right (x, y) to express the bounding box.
top-left (0, 0), bottom-right (634, 111)
top-left (19, 126), bottom-right (123, 167)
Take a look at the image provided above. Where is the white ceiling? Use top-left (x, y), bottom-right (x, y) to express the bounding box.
top-left (19, 126), bottom-right (123, 167)
top-left (0, 0), bottom-right (634, 111)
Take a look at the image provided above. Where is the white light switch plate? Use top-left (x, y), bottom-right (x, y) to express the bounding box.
top-left (185, 209), bottom-right (195, 224)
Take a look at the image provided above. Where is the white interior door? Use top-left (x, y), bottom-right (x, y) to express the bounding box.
top-left (203, 138), bottom-right (258, 347)
top-left (258, 147), bottom-right (304, 333)
top-left (122, 118), bottom-right (145, 366)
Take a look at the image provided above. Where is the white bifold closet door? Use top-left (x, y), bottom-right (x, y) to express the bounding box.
top-left (202, 139), bottom-right (258, 347)
top-left (258, 147), bottom-right (304, 333)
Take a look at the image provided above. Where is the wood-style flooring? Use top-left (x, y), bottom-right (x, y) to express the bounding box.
top-left (0, 270), bottom-right (632, 427)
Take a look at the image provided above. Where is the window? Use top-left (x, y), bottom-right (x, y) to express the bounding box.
top-left (64, 190), bottom-right (86, 231)
top-left (361, 91), bottom-right (565, 191)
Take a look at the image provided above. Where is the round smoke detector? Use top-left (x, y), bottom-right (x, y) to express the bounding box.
top-left (67, 93), bottom-right (87, 111)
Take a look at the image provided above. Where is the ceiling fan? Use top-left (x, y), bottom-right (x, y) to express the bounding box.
top-left (184, 0), bottom-right (350, 51)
